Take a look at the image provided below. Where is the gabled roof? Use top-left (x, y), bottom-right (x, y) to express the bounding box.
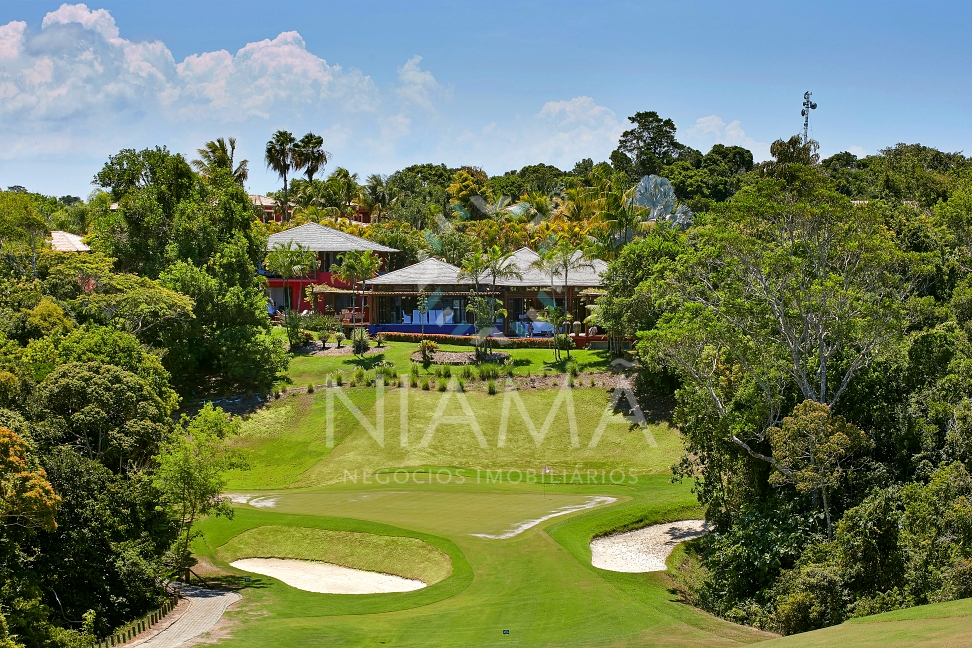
top-left (49, 231), bottom-right (90, 252)
top-left (267, 223), bottom-right (398, 253)
top-left (365, 257), bottom-right (473, 286)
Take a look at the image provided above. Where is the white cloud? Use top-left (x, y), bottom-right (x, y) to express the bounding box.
top-left (396, 55), bottom-right (446, 111)
top-left (683, 114), bottom-right (770, 161)
top-left (0, 5), bottom-right (379, 143)
top-left (0, 20), bottom-right (26, 62)
top-left (443, 96), bottom-right (623, 172)
top-left (849, 145), bottom-right (867, 158)
top-left (42, 3), bottom-right (120, 41)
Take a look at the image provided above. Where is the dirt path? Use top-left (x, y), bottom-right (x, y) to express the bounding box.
top-left (128, 585), bottom-right (240, 648)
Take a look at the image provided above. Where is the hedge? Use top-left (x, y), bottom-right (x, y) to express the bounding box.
top-left (379, 332), bottom-right (559, 349)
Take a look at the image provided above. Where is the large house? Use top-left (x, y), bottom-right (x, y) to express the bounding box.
top-left (263, 223), bottom-right (398, 317)
top-left (363, 247), bottom-right (607, 338)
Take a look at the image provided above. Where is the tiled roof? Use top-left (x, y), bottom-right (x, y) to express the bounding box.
top-left (366, 247), bottom-right (606, 289)
top-left (496, 247), bottom-right (606, 287)
top-left (49, 231), bottom-right (90, 252)
top-left (267, 223), bottom-right (398, 253)
top-left (365, 257), bottom-right (474, 286)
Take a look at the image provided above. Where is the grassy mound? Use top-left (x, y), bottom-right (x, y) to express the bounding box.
top-left (218, 525), bottom-right (452, 584)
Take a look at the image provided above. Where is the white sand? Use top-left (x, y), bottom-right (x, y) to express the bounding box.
top-left (590, 519), bottom-right (708, 572)
top-left (230, 558), bottom-right (426, 594)
top-left (471, 496), bottom-right (617, 539)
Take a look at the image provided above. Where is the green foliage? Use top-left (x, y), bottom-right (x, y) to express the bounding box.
top-left (351, 327), bottom-right (371, 355)
top-left (153, 403), bottom-right (244, 574)
top-left (34, 362), bottom-right (174, 472)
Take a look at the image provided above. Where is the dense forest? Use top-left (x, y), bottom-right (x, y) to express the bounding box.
top-left (1, 107), bottom-right (971, 643)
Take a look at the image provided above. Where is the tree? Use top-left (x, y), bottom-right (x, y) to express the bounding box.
top-left (295, 133), bottom-right (329, 183)
top-left (767, 400), bottom-right (870, 539)
top-left (33, 362), bottom-right (175, 473)
top-left (612, 110), bottom-right (686, 179)
top-left (333, 249), bottom-right (382, 328)
top-left (265, 130), bottom-right (298, 217)
top-left (192, 137), bottom-right (248, 185)
top-left (153, 403), bottom-right (244, 579)
top-left (465, 291), bottom-right (507, 360)
top-left (0, 191), bottom-right (50, 279)
top-left (0, 427), bottom-right (59, 531)
top-left (263, 241), bottom-right (318, 311)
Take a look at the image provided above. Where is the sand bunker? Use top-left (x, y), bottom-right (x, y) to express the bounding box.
top-left (590, 519), bottom-right (708, 572)
top-left (472, 496), bottom-right (617, 539)
top-left (230, 558), bottom-right (426, 594)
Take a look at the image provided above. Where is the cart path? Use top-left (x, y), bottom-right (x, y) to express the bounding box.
top-left (130, 584), bottom-right (240, 648)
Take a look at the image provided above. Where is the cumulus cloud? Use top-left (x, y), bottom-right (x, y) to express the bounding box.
top-left (683, 115), bottom-right (770, 160)
top-left (0, 3), bottom-right (378, 148)
top-left (848, 145), bottom-right (867, 158)
top-left (395, 55), bottom-right (447, 111)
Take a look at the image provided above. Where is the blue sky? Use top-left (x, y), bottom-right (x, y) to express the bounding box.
top-left (1, 0), bottom-right (971, 197)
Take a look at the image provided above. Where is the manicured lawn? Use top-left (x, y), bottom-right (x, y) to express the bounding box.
top-left (217, 525), bottom-right (452, 583)
top-left (225, 386), bottom-right (681, 489)
top-left (196, 477), bottom-right (771, 647)
top-left (760, 598), bottom-right (972, 647)
top-left (279, 336), bottom-right (613, 388)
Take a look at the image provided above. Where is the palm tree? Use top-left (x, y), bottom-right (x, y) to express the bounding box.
top-left (334, 249), bottom-right (382, 328)
top-left (329, 168), bottom-right (362, 218)
top-left (295, 133), bottom-right (330, 183)
top-left (264, 241), bottom-right (318, 311)
top-left (362, 174), bottom-right (391, 222)
top-left (461, 246), bottom-right (522, 348)
top-left (192, 137), bottom-right (249, 185)
top-left (265, 130), bottom-right (297, 217)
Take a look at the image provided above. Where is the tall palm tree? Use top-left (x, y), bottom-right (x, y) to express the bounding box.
top-left (461, 246), bottom-right (522, 344)
top-left (334, 249), bottom-right (382, 328)
top-left (192, 137), bottom-right (249, 185)
top-left (265, 130), bottom-right (297, 217)
top-left (295, 133), bottom-right (330, 183)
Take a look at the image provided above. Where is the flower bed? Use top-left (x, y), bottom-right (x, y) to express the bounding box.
top-left (380, 332), bottom-right (557, 349)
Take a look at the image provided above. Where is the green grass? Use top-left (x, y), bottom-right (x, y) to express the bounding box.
top-left (280, 337), bottom-right (612, 388)
top-left (198, 478), bottom-right (772, 647)
top-left (226, 386), bottom-right (681, 489)
top-left (217, 525), bottom-right (452, 584)
top-left (759, 598), bottom-right (972, 647)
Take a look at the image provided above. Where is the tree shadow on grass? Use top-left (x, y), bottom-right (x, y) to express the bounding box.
top-left (344, 353), bottom-right (387, 371)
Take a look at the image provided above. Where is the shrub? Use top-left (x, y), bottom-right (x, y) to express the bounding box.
top-left (352, 327), bottom-right (371, 355)
top-left (457, 377), bottom-right (466, 392)
top-left (354, 367), bottom-right (365, 383)
top-left (437, 378), bottom-right (448, 392)
top-left (460, 365), bottom-right (473, 379)
top-left (568, 374), bottom-right (574, 388)
top-left (554, 333), bottom-right (575, 352)
top-left (307, 383), bottom-right (315, 393)
top-left (442, 365), bottom-right (452, 379)
top-left (410, 362), bottom-right (422, 376)
top-left (382, 331), bottom-right (556, 348)
top-left (273, 389), bottom-right (280, 399)
top-left (302, 312), bottom-right (339, 333)
top-left (421, 377), bottom-right (430, 391)
top-left (566, 358), bottom-right (580, 377)
top-left (410, 374), bottom-right (418, 388)
top-left (374, 332), bottom-right (386, 347)
top-left (418, 338), bottom-right (439, 363)
top-left (487, 379), bottom-right (497, 395)
top-left (477, 363), bottom-right (500, 381)
top-left (335, 374), bottom-right (343, 386)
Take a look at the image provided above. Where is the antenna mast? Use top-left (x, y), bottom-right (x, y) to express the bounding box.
top-left (801, 91), bottom-right (817, 144)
